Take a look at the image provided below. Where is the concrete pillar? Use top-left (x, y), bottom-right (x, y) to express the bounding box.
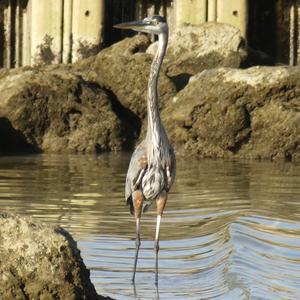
top-left (231, 0), bottom-right (248, 37)
top-left (15, 0), bottom-right (21, 67)
top-left (72, 0), bottom-right (105, 62)
top-left (217, 0), bottom-right (227, 23)
top-left (30, 0), bottom-right (63, 65)
top-left (290, 2), bottom-right (296, 65)
top-left (217, 0), bottom-right (248, 37)
top-left (4, 1), bottom-right (12, 68)
top-left (135, 0), bottom-right (147, 20)
top-left (175, 0), bottom-right (207, 27)
top-left (22, 0), bottom-right (31, 66)
top-left (296, 1), bottom-right (300, 65)
top-left (63, 0), bottom-right (73, 63)
top-left (166, 1), bottom-right (176, 34)
top-left (198, 0), bottom-right (208, 23)
top-left (289, 0), bottom-right (300, 65)
top-left (290, 0), bottom-right (300, 65)
top-left (208, 0), bottom-right (217, 21)
top-left (175, 0), bottom-right (184, 27)
top-left (274, 0), bottom-right (291, 64)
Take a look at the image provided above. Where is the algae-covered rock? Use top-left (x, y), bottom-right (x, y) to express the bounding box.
top-left (1, 31), bottom-right (300, 161)
top-left (162, 66), bottom-right (300, 161)
top-left (147, 23), bottom-right (247, 83)
top-left (0, 213), bottom-right (110, 300)
top-left (78, 34), bottom-right (177, 120)
top-left (0, 66), bottom-right (133, 153)
top-left (0, 35), bottom-right (176, 154)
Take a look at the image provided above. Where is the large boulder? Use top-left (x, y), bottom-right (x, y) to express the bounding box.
top-left (162, 66), bottom-right (300, 161)
top-left (0, 213), bottom-right (110, 300)
top-left (0, 35), bottom-right (176, 154)
top-left (147, 23), bottom-right (247, 88)
top-left (77, 34), bottom-right (177, 120)
top-left (0, 66), bottom-right (135, 154)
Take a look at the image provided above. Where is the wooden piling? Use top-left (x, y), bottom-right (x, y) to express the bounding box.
top-left (208, 0), bottom-right (217, 21)
top-left (63, 0), bottom-right (73, 63)
top-left (290, 2), bottom-right (296, 65)
top-left (72, 0), bottom-right (105, 62)
top-left (175, 0), bottom-right (208, 26)
top-left (30, 0), bottom-right (63, 65)
top-left (4, 1), bottom-right (12, 68)
top-left (15, 0), bottom-right (21, 67)
top-left (22, 0), bottom-right (31, 66)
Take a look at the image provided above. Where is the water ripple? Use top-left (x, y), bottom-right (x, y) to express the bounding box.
top-left (0, 154), bottom-right (300, 299)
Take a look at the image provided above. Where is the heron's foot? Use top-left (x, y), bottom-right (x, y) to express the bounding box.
top-left (139, 154), bottom-right (148, 169)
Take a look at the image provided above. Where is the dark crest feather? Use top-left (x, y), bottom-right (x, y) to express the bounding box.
top-left (152, 15), bottom-right (166, 23)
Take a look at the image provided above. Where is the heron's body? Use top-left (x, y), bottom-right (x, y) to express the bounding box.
top-left (125, 130), bottom-right (175, 213)
top-left (115, 15), bottom-right (176, 284)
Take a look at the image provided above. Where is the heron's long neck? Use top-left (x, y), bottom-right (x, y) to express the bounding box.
top-left (146, 32), bottom-right (168, 152)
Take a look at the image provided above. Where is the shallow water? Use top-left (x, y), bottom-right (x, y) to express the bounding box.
top-left (0, 154), bottom-right (300, 300)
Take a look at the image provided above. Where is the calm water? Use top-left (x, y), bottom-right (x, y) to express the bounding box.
top-left (0, 154), bottom-right (300, 300)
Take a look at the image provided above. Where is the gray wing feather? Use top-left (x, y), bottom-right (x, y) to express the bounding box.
top-left (125, 140), bottom-right (146, 202)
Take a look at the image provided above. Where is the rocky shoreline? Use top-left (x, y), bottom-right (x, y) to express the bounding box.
top-left (1, 22), bottom-right (300, 300)
top-left (0, 23), bottom-right (299, 161)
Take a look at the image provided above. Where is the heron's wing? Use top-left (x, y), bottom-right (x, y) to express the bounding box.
top-left (125, 140), bottom-right (147, 204)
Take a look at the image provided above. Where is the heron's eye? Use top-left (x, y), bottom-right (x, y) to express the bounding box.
top-left (152, 19), bottom-right (159, 25)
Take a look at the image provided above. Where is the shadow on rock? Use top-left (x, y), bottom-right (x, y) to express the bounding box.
top-left (0, 117), bottom-right (41, 154)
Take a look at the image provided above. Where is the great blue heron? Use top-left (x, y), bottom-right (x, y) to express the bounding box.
top-left (114, 15), bottom-right (176, 284)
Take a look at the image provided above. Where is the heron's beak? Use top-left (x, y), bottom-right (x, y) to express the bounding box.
top-left (114, 20), bottom-right (147, 32)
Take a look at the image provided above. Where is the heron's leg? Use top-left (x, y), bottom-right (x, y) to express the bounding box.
top-left (154, 190), bottom-right (167, 285)
top-left (132, 190), bottom-right (144, 283)
top-left (133, 217), bottom-right (141, 283)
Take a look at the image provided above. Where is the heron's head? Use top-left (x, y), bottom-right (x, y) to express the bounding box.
top-left (114, 15), bottom-right (168, 36)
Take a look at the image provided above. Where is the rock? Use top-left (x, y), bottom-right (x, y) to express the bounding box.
top-left (146, 23), bottom-right (247, 89)
top-left (0, 213), bottom-right (110, 300)
top-left (0, 66), bottom-right (135, 154)
top-left (242, 47), bottom-right (274, 67)
top-left (0, 35), bottom-right (176, 154)
top-left (162, 66), bottom-right (300, 161)
top-left (78, 34), bottom-right (177, 120)
top-left (2, 31), bottom-right (299, 161)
